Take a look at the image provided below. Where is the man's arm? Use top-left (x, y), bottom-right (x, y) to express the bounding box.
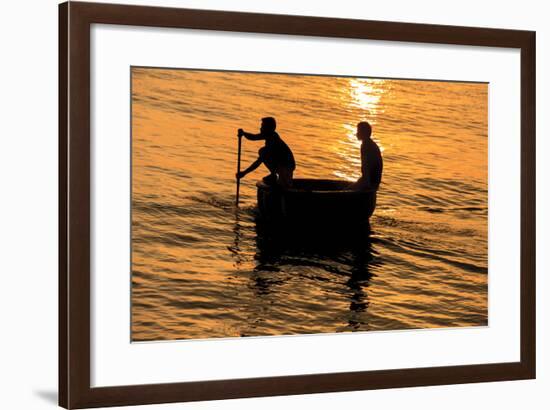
top-left (238, 128), bottom-right (265, 141)
top-left (365, 142), bottom-right (383, 188)
top-left (236, 158), bottom-right (263, 179)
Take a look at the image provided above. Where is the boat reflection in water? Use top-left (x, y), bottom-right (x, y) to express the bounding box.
top-left (231, 194), bottom-right (379, 333)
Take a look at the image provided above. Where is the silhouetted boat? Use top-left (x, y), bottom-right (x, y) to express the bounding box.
top-left (256, 178), bottom-right (377, 226)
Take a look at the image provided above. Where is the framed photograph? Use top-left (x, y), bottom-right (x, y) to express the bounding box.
top-left (59, 1), bottom-right (536, 408)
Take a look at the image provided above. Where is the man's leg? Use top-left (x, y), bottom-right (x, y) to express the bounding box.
top-left (262, 173), bottom-right (278, 185)
top-left (277, 167), bottom-right (294, 189)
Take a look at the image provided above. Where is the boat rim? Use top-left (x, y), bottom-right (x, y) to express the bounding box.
top-left (256, 178), bottom-right (378, 194)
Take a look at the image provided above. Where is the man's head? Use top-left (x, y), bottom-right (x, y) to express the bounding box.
top-left (261, 117), bottom-right (277, 134)
top-left (356, 121), bottom-right (372, 141)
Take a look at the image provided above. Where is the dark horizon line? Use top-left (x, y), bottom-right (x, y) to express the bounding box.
top-left (130, 65), bottom-right (490, 85)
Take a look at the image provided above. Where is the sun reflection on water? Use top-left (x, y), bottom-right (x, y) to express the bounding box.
top-left (349, 78), bottom-right (386, 114)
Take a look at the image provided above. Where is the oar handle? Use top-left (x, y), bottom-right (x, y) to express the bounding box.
top-left (236, 133), bottom-right (243, 205)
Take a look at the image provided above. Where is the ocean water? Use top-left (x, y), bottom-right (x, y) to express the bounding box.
top-left (131, 67), bottom-right (488, 341)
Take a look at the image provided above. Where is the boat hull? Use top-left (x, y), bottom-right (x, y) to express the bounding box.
top-left (256, 179), bottom-right (376, 227)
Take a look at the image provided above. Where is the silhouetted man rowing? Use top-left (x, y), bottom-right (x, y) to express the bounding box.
top-left (236, 117), bottom-right (296, 188)
top-left (351, 121), bottom-right (383, 191)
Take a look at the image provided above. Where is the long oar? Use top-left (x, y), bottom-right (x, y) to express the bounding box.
top-left (235, 133), bottom-right (243, 206)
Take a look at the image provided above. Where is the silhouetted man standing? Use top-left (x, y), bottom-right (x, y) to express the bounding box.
top-left (236, 117), bottom-right (296, 188)
top-left (351, 121), bottom-right (383, 191)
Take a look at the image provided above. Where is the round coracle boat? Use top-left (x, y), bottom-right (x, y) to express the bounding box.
top-left (256, 178), bottom-right (377, 226)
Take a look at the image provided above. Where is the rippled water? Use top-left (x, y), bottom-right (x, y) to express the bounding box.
top-left (131, 67), bottom-right (488, 341)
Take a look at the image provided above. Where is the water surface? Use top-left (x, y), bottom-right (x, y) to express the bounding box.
top-left (131, 68), bottom-right (488, 341)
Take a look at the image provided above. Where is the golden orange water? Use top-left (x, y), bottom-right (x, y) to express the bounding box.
top-left (131, 67), bottom-right (488, 341)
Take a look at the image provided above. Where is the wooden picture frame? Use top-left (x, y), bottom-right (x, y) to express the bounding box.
top-left (59, 1), bottom-right (536, 408)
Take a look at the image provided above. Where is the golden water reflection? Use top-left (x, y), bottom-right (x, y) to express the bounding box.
top-left (131, 68), bottom-right (488, 341)
top-left (348, 78), bottom-right (387, 118)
